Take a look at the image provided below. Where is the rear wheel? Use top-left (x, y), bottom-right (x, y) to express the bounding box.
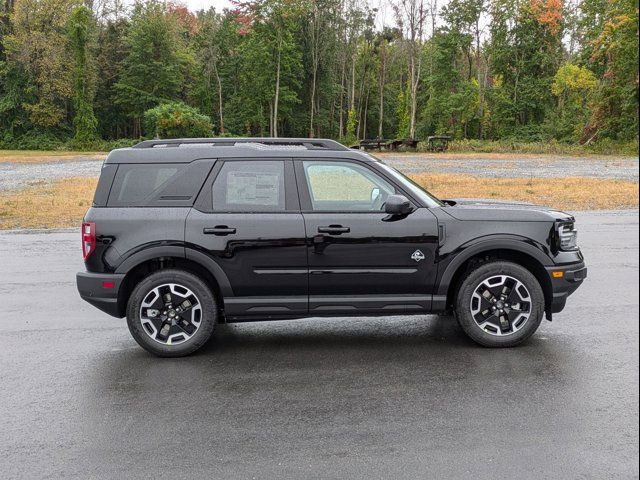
top-left (454, 261), bottom-right (544, 347)
top-left (126, 269), bottom-right (217, 357)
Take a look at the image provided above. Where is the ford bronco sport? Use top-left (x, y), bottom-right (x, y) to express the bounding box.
top-left (77, 138), bottom-right (587, 356)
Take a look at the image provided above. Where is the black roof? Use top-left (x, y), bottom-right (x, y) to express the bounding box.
top-left (105, 138), bottom-right (376, 164)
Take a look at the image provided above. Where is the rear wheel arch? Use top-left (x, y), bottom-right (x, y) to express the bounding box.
top-left (117, 256), bottom-right (225, 319)
top-left (443, 248), bottom-right (553, 313)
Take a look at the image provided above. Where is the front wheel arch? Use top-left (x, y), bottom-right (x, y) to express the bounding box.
top-left (444, 249), bottom-right (553, 315)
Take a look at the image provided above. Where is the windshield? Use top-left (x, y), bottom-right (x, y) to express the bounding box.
top-left (372, 158), bottom-right (444, 208)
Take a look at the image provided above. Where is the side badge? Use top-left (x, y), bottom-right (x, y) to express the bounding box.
top-left (411, 249), bottom-right (425, 262)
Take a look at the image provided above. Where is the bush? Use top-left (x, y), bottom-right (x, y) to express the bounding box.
top-left (0, 131), bottom-right (67, 150)
top-left (143, 102), bottom-right (213, 139)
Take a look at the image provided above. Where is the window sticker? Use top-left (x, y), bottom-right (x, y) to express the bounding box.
top-left (226, 171), bottom-right (280, 206)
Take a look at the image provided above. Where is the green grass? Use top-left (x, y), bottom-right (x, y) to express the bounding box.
top-left (437, 139), bottom-right (639, 156)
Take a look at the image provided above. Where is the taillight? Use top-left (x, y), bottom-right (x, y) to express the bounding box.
top-left (82, 222), bottom-right (96, 260)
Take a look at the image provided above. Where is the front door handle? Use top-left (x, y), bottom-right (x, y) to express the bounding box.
top-left (317, 225), bottom-right (350, 235)
top-left (203, 226), bottom-right (237, 236)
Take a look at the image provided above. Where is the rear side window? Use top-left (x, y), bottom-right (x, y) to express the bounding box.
top-left (109, 164), bottom-right (181, 206)
top-left (211, 161), bottom-right (285, 212)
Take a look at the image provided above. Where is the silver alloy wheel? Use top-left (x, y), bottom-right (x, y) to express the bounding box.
top-left (469, 275), bottom-right (532, 336)
top-left (139, 283), bottom-right (202, 345)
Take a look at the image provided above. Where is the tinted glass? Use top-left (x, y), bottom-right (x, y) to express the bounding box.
top-left (211, 161), bottom-right (285, 212)
top-left (108, 164), bottom-right (182, 206)
top-left (302, 161), bottom-right (395, 211)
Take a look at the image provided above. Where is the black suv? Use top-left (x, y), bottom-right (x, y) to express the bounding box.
top-left (77, 138), bottom-right (587, 356)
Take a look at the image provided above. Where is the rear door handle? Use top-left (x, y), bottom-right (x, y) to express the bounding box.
top-left (317, 225), bottom-right (350, 235)
top-left (203, 226), bottom-right (237, 236)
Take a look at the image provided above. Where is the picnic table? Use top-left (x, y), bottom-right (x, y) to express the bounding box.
top-left (426, 135), bottom-right (451, 152)
top-left (350, 138), bottom-right (419, 151)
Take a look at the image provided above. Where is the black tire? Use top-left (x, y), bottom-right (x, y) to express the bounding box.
top-left (126, 269), bottom-right (217, 357)
top-left (454, 261), bottom-right (544, 347)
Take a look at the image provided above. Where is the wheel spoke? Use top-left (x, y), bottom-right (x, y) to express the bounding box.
top-left (139, 283), bottom-right (202, 346)
top-left (470, 274), bottom-right (532, 337)
top-left (157, 320), bottom-right (172, 341)
top-left (176, 316), bottom-right (197, 336)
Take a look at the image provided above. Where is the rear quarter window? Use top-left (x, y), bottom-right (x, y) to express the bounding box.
top-left (108, 164), bottom-right (181, 206)
top-left (92, 163), bottom-right (118, 206)
top-left (106, 161), bottom-right (213, 207)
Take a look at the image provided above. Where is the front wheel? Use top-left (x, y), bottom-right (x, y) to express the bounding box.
top-left (126, 269), bottom-right (217, 357)
top-left (454, 261), bottom-right (545, 347)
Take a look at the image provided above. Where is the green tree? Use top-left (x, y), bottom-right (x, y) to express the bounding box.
top-left (143, 101), bottom-right (213, 138)
top-left (115, 0), bottom-right (193, 136)
top-left (1, 0), bottom-right (78, 132)
top-left (488, 0), bottom-right (564, 139)
top-left (67, 5), bottom-right (98, 146)
top-left (94, 17), bottom-right (130, 139)
top-left (551, 63), bottom-right (597, 140)
top-left (231, 0), bottom-right (303, 137)
top-left (586, 0), bottom-right (639, 141)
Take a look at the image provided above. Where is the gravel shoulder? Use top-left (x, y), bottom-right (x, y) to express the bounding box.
top-left (379, 153), bottom-right (639, 179)
top-left (0, 160), bottom-right (104, 191)
top-left (0, 152), bottom-right (637, 193)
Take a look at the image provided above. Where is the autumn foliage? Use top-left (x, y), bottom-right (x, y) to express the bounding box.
top-left (530, 0), bottom-right (563, 34)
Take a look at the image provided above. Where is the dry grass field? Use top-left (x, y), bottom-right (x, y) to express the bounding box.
top-left (0, 177), bottom-right (98, 229)
top-left (410, 173), bottom-right (639, 211)
top-left (0, 150), bottom-right (105, 164)
top-left (0, 174), bottom-right (637, 230)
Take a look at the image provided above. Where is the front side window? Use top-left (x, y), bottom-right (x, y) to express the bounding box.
top-left (302, 161), bottom-right (396, 212)
top-left (211, 160), bottom-right (285, 212)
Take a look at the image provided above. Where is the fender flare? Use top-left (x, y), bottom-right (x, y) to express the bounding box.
top-left (114, 244), bottom-right (233, 297)
top-left (436, 237), bottom-right (552, 297)
top-left (184, 248), bottom-right (233, 296)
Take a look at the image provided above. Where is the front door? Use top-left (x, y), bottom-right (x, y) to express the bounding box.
top-left (186, 159), bottom-right (307, 318)
top-left (295, 159), bottom-right (439, 315)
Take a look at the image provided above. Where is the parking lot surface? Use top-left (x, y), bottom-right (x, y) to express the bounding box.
top-left (0, 210), bottom-right (638, 479)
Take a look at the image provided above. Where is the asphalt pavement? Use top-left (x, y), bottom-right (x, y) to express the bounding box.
top-left (0, 210), bottom-right (638, 479)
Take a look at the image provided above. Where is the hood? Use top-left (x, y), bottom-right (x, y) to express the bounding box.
top-left (441, 198), bottom-right (574, 222)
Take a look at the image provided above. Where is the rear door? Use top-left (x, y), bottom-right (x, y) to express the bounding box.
top-left (295, 158), bottom-right (439, 315)
top-left (186, 159), bottom-right (307, 318)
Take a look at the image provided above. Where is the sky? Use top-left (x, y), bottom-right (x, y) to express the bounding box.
top-left (181, 0), bottom-right (234, 11)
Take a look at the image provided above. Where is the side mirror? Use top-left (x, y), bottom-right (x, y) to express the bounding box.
top-left (384, 194), bottom-right (412, 216)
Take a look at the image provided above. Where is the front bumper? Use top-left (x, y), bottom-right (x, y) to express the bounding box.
top-left (545, 262), bottom-right (587, 315)
top-left (77, 271), bottom-right (126, 318)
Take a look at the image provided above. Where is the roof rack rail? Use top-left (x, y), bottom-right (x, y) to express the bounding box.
top-left (132, 137), bottom-right (349, 151)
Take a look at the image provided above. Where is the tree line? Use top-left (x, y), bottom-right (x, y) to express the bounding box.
top-left (0, 0), bottom-right (637, 150)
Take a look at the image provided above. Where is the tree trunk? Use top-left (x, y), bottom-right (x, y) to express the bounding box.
top-left (213, 61), bottom-right (225, 134)
top-left (350, 54), bottom-right (356, 112)
top-left (269, 101), bottom-right (274, 137)
top-left (309, 3), bottom-right (319, 137)
top-left (362, 87), bottom-right (370, 140)
top-left (338, 57), bottom-right (346, 137)
top-left (378, 43), bottom-right (386, 138)
top-left (273, 39), bottom-right (282, 138)
top-left (475, 19), bottom-right (484, 139)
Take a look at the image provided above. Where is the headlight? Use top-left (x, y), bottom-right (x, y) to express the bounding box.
top-left (557, 222), bottom-right (578, 250)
